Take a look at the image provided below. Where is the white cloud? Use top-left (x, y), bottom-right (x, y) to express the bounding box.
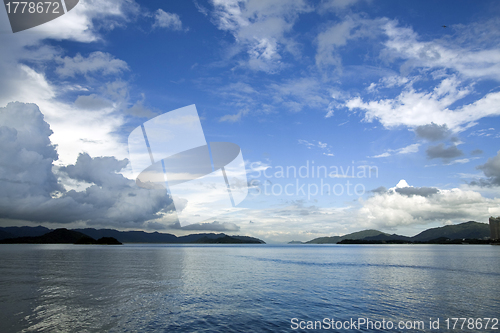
top-left (219, 109), bottom-right (249, 122)
top-left (468, 128), bottom-right (495, 137)
top-left (398, 143), bottom-right (420, 154)
top-left (269, 77), bottom-right (330, 112)
top-left (381, 20), bottom-right (500, 81)
top-left (209, 0), bottom-right (311, 72)
top-left (315, 16), bottom-right (385, 73)
top-left (212, 200), bottom-right (358, 243)
top-left (56, 52), bottom-right (129, 77)
top-left (298, 139), bottom-right (333, 155)
top-left (3, 0), bottom-right (140, 43)
top-left (153, 9), bottom-right (185, 31)
top-left (0, 66), bottom-right (128, 166)
top-left (366, 75), bottom-right (410, 92)
top-left (371, 143), bottom-right (420, 158)
top-left (0, 0), bottom-right (143, 167)
top-left (372, 152), bottom-right (390, 158)
top-left (177, 221), bottom-right (240, 231)
top-left (319, 0), bottom-right (363, 11)
top-left (213, 76), bottom-right (331, 121)
top-left (447, 158), bottom-right (474, 165)
top-left (357, 180), bottom-right (499, 228)
top-left (345, 75), bottom-right (500, 131)
top-left (336, 18), bottom-right (500, 132)
top-left (74, 94), bottom-right (114, 111)
top-left (246, 160), bottom-right (271, 177)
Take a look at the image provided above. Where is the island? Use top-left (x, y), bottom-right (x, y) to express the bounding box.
top-left (289, 221), bottom-right (494, 245)
top-left (0, 227), bottom-right (266, 244)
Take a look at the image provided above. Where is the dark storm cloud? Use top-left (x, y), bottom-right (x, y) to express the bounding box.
top-left (426, 143), bottom-right (463, 160)
top-left (370, 186), bottom-right (387, 194)
top-left (415, 122), bottom-right (450, 141)
top-left (471, 149), bottom-right (483, 156)
top-left (471, 150), bottom-right (500, 187)
top-left (0, 102), bottom-right (173, 227)
top-left (74, 94), bottom-right (113, 111)
top-left (395, 187), bottom-right (439, 197)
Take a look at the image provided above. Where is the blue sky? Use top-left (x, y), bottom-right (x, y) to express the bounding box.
top-left (1, 0), bottom-right (500, 242)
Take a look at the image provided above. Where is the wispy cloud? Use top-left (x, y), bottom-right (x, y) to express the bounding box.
top-left (153, 9), bottom-right (186, 31)
top-left (342, 18), bottom-right (500, 132)
top-left (56, 52), bottom-right (129, 77)
top-left (208, 0), bottom-right (311, 72)
top-left (298, 139), bottom-right (334, 156)
top-left (371, 143), bottom-right (420, 158)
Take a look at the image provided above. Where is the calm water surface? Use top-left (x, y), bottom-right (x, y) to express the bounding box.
top-left (0, 244), bottom-right (499, 332)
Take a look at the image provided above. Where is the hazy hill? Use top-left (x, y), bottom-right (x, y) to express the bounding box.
top-left (363, 233), bottom-right (412, 242)
top-left (74, 229), bottom-right (265, 244)
top-left (302, 221), bottom-right (490, 244)
top-left (0, 226), bottom-right (50, 239)
top-left (73, 228), bottom-right (178, 243)
top-left (305, 229), bottom-right (386, 244)
top-left (230, 235), bottom-right (266, 244)
top-left (193, 235), bottom-right (263, 244)
top-left (410, 221), bottom-right (490, 242)
top-left (0, 229), bottom-right (15, 240)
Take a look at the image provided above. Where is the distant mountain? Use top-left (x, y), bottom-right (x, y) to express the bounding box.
top-left (230, 235), bottom-right (266, 244)
top-left (363, 233), bottom-right (412, 242)
top-left (288, 241), bottom-right (304, 244)
top-left (0, 228), bottom-right (94, 244)
top-left (0, 226), bottom-right (265, 244)
top-left (0, 229), bottom-right (15, 240)
top-left (410, 221), bottom-right (490, 242)
top-left (74, 229), bottom-right (265, 244)
top-left (302, 221), bottom-right (491, 244)
top-left (0, 226), bottom-right (50, 240)
top-left (73, 228), bottom-right (178, 243)
top-left (193, 235), bottom-right (263, 244)
top-left (306, 229), bottom-right (387, 244)
top-left (1, 228), bottom-right (123, 245)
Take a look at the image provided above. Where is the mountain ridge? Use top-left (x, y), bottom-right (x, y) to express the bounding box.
top-left (292, 221), bottom-right (491, 244)
top-left (0, 226), bottom-right (266, 244)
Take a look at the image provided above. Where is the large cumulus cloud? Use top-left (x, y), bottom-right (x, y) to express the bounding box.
top-left (0, 102), bottom-right (61, 198)
top-left (358, 179), bottom-right (500, 228)
top-left (0, 102), bottom-right (173, 227)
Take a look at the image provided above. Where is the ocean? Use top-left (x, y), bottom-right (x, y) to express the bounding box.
top-left (0, 244), bottom-right (499, 332)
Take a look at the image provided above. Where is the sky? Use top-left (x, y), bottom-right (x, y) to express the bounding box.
top-left (1, 0), bottom-right (500, 243)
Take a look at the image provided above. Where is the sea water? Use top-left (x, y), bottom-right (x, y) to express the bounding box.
top-left (0, 244), bottom-right (499, 332)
